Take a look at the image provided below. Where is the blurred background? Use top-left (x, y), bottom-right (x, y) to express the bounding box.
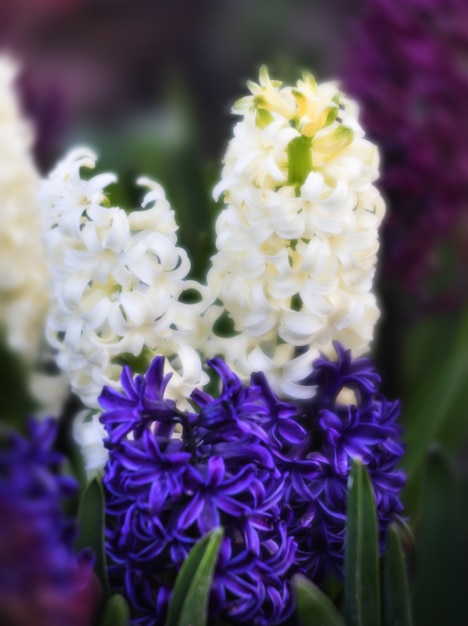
top-left (0, 0), bottom-right (467, 623)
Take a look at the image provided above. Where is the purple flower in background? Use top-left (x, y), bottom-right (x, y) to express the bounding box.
top-left (343, 0), bottom-right (468, 304)
top-left (0, 419), bottom-right (99, 626)
top-left (100, 347), bottom-right (405, 625)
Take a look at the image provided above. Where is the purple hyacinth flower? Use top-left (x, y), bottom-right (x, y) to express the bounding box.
top-left (100, 345), bottom-right (405, 624)
top-left (277, 342), bottom-right (405, 579)
top-left (0, 419), bottom-right (99, 626)
top-left (101, 357), bottom-right (298, 625)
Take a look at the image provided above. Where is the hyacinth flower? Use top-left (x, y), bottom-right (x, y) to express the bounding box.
top-left (39, 68), bottom-right (390, 475)
top-left (0, 52), bottom-right (71, 420)
top-left (342, 0), bottom-right (468, 302)
top-left (39, 148), bottom-right (210, 471)
top-left (206, 67), bottom-right (385, 400)
top-left (36, 66), bottom-right (410, 625)
top-left (100, 343), bottom-right (404, 625)
top-left (0, 54), bottom-right (50, 364)
top-left (0, 419), bottom-right (99, 626)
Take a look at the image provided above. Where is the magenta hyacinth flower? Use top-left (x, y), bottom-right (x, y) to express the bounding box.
top-left (343, 0), bottom-right (468, 303)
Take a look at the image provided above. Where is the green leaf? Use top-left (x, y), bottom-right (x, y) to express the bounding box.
top-left (293, 573), bottom-right (345, 626)
top-left (75, 474), bottom-right (110, 599)
top-left (383, 524), bottom-right (413, 626)
top-left (98, 594), bottom-right (130, 626)
top-left (166, 527), bottom-right (224, 626)
top-left (389, 517), bottom-right (415, 561)
top-left (412, 448), bottom-right (468, 626)
top-left (401, 310), bottom-right (468, 515)
top-left (344, 460), bottom-right (381, 626)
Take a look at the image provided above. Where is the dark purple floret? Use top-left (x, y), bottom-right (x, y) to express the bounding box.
top-left (276, 343), bottom-right (405, 579)
top-left (100, 345), bottom-right (405, 624)
top-left (342, 0), bottom-right (468, 305)
top-left (0, 419), bottom-right (98, 626)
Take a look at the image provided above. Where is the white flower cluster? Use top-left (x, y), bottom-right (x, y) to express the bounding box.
top-left (206, 67), bottom-right (385, 399)
top-left (0, 55), bottom-right (50, 363)
top-left (40, 147), bottom-right (208, 416)
top-left (41, 67), bottom-right (387, 471)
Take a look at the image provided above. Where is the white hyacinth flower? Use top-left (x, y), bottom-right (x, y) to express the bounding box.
top-left (40, 148), bottom-right (209, 472)
top-left (206, 67), bottom-right (385, 399)
top-left (0, 55), bottom-right (51, 364)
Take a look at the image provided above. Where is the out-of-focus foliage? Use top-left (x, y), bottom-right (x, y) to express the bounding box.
top-left (411, 449), bottom-right (468, 626)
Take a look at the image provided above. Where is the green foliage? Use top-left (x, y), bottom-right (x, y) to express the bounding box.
top-left (293, 574), bottom-right (345, 626)
top-left (412, 449), bottom-right (468, 626)
top-left (98, 595), bottom-right (130, 626)
top-left (400, 309), bottom-right (468, 518)
top-left (166, 527), bottom-right (224, 626)
top-left (75, 474), bottom-right (110, 600)
top-left (344, 460), bottom-right (381, 626)
top-left (383, 524), bottom-right (413, 626)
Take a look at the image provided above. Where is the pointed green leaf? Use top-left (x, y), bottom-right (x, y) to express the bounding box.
top-left (390, 517), bottom-right (415, 562)
top-left (344, 460), bottom-right (381, 626)
top-left (166, 527), bottom-right (224, 626)
top-left (98, 594), bottom-right (130, 626)
top-left (383, 524), bottom-right (413, 626)
top-left (412, 448), bottom-right (468, 626)
top-left (75, 474), bottom-right (110, 599)
top-left (293, 573), bottom-right (345, 626)
top-left (401, 310), bottom-right (468, 515)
